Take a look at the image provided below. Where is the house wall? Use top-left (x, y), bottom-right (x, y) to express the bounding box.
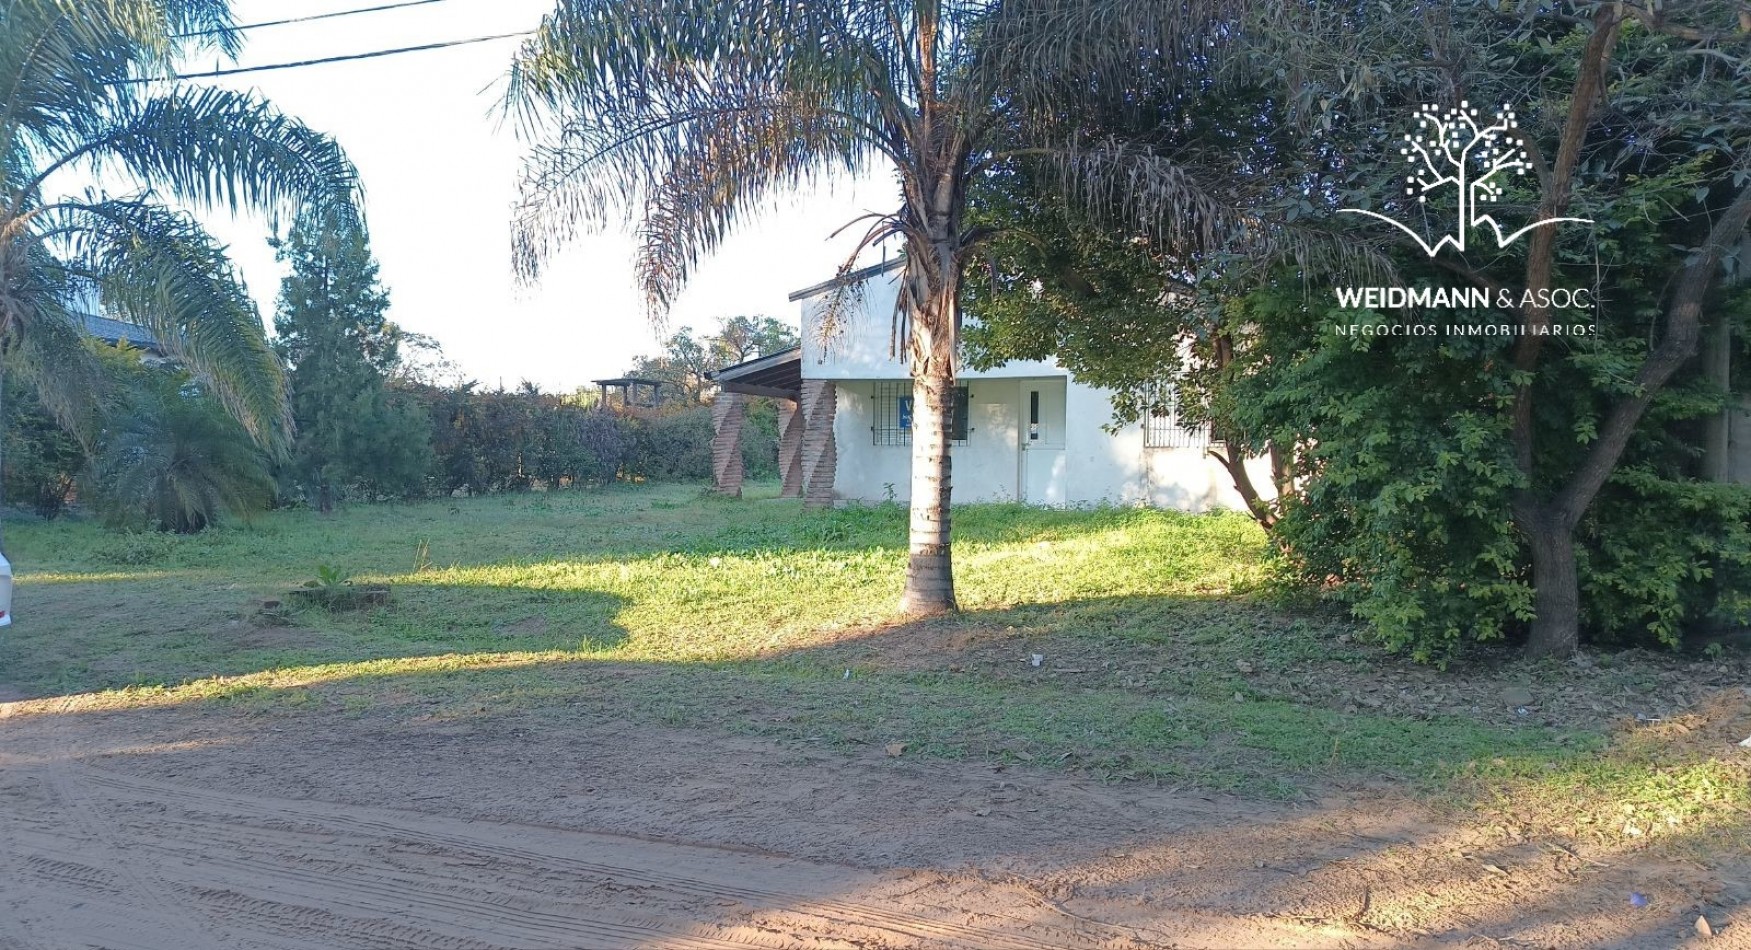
top-left (833, 378), bottom-right (1025, 503)
top-left (830, 375), bottom-right (1267, 510)
top-left (803, 268), bottom-right (1272, 512)
top-left (799, 272), bottom-right (1061, 381)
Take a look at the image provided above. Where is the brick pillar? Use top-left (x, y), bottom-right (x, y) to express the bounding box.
top-left (710, 392), bottom-right (748, 497)
top-left (799, 380), bottom-right (837, 509)
top-left (777, 398), bottom-right (804, 498)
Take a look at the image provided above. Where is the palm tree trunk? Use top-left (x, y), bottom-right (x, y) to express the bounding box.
top-left (898, 267), bottom-right (960, 617)
top-left (901, 364), bottom-right (957, 615)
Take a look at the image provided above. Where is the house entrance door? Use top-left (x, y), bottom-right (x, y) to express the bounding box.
top-left (1017, 379), bottom-right (1067, 504)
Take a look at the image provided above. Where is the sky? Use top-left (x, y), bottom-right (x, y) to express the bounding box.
top-left (176, 0), bottom-right (895, 392)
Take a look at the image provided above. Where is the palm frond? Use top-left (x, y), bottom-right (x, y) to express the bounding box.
top-left (505, 0), bottom-right (885, 310)
top-left (53, 199), bottom-right (290, 450)
top-left (973, 0), bottom-right (1252, 131)
top-left (1, 0), bottom-right (239, 160)
top-left (4, 289), bottom-right (110, 444)
top-left (85, 374), bottom-right (273, 532)
top-left (23, 85), bottom-right (358, 223)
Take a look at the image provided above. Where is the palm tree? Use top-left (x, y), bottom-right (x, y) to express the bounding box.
top-left (0, 0), bottom-right (358, 527)
top-left (506, 0), bottom-right (1254, 615)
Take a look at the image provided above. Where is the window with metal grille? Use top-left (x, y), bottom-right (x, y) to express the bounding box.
top-left (1145, 388), bottom-right (1215, 449)
top-left (872, 381), bottom-right (969, 446)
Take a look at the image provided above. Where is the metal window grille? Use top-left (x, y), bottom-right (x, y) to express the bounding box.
top-left (1145, 388), bottom-right (1215, 449)
top-left (871, 381), bottom-right (969, 446)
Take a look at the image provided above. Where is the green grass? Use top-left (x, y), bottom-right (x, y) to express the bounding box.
top-left (3, 481), bottom-right (1746, 839)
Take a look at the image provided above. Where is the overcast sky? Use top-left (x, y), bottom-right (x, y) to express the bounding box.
top-left (178, 0), bottom-right (894, 392)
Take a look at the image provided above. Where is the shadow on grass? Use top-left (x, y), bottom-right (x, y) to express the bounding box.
top-left (3, 486), bottom-right (1745, 945)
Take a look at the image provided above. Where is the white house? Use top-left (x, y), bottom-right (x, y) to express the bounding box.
top-left (709, 259), bottom-right (1272, 512)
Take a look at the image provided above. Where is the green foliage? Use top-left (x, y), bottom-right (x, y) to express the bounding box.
top-left (304, 562), bottom-right (352, 592)
top-left (967, 4), bottom-right (1751, 660)
top-left (89, 529), bottom-right (183, 566)
top-left (626, 316), bottom-right (798, 405)
top-left (1580, 472), bottom-right (1751, 650)
top-left (0, 0), bottom-right (357, 457)
top-left (1198, 274), bottom-right (1749, 663)
top-left (623, 407), bottom-right (713, 481)
top-left (84, 367), bottom-right (275, 533)
top-left (1232, 287), bottom-right (1536, 662)
top-left (273, 209), bottom-right (431, 505)
top-left (403, 381), bottom-right (633, 493)
top-left (2, 367), bottom-right (85, 518)
top-left (740, 398), bottom-right (782, 480)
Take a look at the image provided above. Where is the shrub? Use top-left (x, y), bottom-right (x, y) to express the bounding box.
top-left (85, 374), bottom-right (274, 533)
top-left (2, 373), bottom-right (84, 518)
top-left (623, 407), bottom-right (713, 480)
top-left (740, 399), bottom-right (781, 480)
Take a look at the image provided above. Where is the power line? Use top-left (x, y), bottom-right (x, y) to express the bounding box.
top-left (119, 30), bottom-right (535, 83)
top-left (173, 0), bottom-right (458, 38)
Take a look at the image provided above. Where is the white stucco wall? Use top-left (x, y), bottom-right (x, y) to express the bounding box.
top-left (829, 374), bottom-right (1269, 510)
top-left (801, 267), bottom-right (1273, 512)
top-left (799, 270), bottom-right (1061, 381)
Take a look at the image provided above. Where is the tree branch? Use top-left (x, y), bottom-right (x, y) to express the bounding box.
top-left (1511, 5), bottom-right (1622, 480)
top-left (1553, 175), bottom-right (1751, 527)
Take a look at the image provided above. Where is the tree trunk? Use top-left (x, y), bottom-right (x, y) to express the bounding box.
top-left (1702, 236), bottom-right (1747, 482)
top-left (900, 350), bottom-right (958, 616)
top-left (318, 480), bottom-right (333, 515)
top-left (1525, 513), bottom-right (1581, 657)
top-left (898, 254), bottom-right (960, 617)
top-left (1703, 311), bottom-right (1733, 482)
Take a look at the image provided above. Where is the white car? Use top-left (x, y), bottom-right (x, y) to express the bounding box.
top-left (0, 551), bottom-right (12, 626)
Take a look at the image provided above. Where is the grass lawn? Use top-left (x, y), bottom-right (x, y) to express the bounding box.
top-left (4, 482), bottom-right (1746, 849)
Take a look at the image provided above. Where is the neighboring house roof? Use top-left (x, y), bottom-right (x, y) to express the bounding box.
top-left (710, 345), bottom-right (801, 400)
top-left (80, 312), bottom-right (164, 353)
top-left (592, 376), bottom-right (666, 387)
top-left (787, 257), bottom-right (903, 302)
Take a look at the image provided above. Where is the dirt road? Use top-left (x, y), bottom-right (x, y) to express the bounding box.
top-left (2, 696), bottom-right (1739, 948)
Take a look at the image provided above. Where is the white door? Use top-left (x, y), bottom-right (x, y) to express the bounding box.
top-left (1018, 380), bottom-right (1067, 504)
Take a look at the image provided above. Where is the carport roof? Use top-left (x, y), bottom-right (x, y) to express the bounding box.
top-left (710, 346), bottom-right (801, 400)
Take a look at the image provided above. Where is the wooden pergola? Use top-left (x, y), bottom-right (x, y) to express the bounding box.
top-left (707, 346), bottom-right (836, 506)
top-left (592, 376), bottom-right (665, 411)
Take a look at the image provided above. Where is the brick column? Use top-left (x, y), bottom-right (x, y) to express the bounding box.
top-left (710, 392), bottom-right (748, 497)
top-left (777, 398), bottom-right (804, 498)
top-left (799, 380), bottom-right (837, 509)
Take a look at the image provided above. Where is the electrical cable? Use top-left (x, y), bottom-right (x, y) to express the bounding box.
top-left (172, 0), bottom-right (459, 38)
top-left (117, 30), bottom-right (535, 83)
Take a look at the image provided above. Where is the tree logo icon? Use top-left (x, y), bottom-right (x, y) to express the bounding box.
top-left (1340, 102), bottom-right (1591, 257)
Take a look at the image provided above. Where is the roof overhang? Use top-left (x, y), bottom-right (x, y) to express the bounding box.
top-left (710, 345), bottom-right (801, 399)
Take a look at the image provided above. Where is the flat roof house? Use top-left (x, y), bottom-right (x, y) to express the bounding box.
top-left (711, 259), bottom-right (1272, 512)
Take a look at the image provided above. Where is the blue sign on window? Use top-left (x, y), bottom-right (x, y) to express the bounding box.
top-left (898, 395), bottom-right (913, 431)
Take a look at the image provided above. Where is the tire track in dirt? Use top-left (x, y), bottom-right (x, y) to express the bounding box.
top-left (80, 766), bottom-right (1102, 948)
top-left (20, 697), bottom-right (261, 950)
top-left (4, 763), bottom-right (1116, 949)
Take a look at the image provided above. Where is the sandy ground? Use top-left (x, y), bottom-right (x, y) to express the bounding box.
top-left (2, 695), bottom-right (1744, 949)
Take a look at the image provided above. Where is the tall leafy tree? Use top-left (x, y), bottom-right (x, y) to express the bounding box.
top-left (505, 0), bottom-right (1261, 615)
top-left (273, 209), bottom-right (429, 510)
top-left (627, 316), bottom-right (798, 403)
top-left (714, 315), bottom-right (798, 366)
top-left (1271, 0), bottom-right (1751, 655)
top-left (973, 0), bottom-right (1751, 658)
top-left (0, 0), bottom-right (358, 533)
